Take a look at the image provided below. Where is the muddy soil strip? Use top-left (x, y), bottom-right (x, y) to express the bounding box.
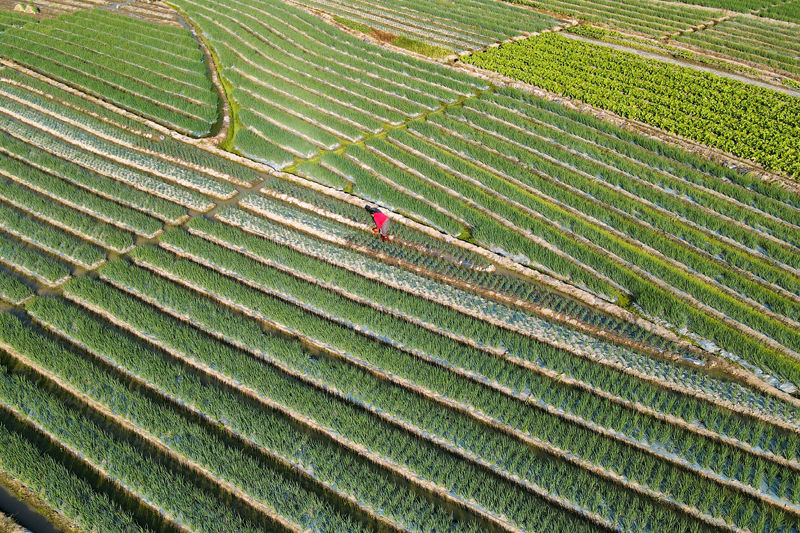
top-left (101, 271), bottom-right (749, 533)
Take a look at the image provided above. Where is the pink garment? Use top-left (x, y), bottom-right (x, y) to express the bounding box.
top-left (372, 212), bottom-right (388, 229)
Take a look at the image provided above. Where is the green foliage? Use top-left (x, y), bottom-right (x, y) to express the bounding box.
top-left (333, 15), bottom-right (372, 34)
top-left (0, 231), bottom-right (70, 286)
top-left (390, 36), bottom-right (453, 59)
top-left (291, 0), bottom-right (555, 53)
top-left (673, 16), bottom-right (800, 76)
top-left (513, 0), bottom-right (723, 37)
top-left (0, 269), bottom-right (32, 304)
top-left (0, 9), bottom-right (217, 135)
top-left (0, 202), bottom-right (104, 269)
top-left (0, 416), bottom-right (151, 533)
top-left (463, 33), bottom-right (800, 177)
top-left (665, 0), bottom-right (775, 11)
top-left (759, 2), bottom-right (800, 24)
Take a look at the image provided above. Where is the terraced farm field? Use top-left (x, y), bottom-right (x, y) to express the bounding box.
top-left (0, 0), bottom-right (799, 532)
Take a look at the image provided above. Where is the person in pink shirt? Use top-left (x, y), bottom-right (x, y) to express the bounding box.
top-left (365, 205), bottom-right (391, 242)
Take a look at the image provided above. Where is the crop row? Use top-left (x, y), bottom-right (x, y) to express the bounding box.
top-left (0, 11), bottom-right (31, 32)
top-left (97, 253), bottom-right (800, 532)
top-left (464, 94), bottom-right (800, 251)
top-left (171, 0), bottom-right (485, 164)
top-left (70, 8), bottom-right (203, 59)
top-left (484, 89), bottom-right (800, 235)
top-left (44, 16), bottom-right (203, 74)
top-left (327, 98), bottom-right (800, 387)
top-left (353, 133), bottom-right (628, 297)
top-left (462, 33), bottom-right (800, 176)
top-left (8, 16), bottom-right (212, 103)
top-left (57, 271), bottom-right (618, 532)
top-left (237, 192), bottom-right (669, 358)
top-left (0, 343), bottom-right (279, 533)
top-left (0, 110), bottom-right (213, 212)
top-left (0, 407), bottom-right (152, 533)
top-left (757, 4), bottom-right (800, 24)
top-left (0, 130), bottom-right (186, 227)
top-left (32, 19), bottom-right (214, 96)
top-left (307, 0), bottom-right (487, 51)
top-left (209, 207), bottom-right (800, 430)
top-left (0, 174), bottom-right (134, 253)
top-left (0, 306), bottom-right (495, 533)
top-left (0, 270), bottom-right (33, 304)
top-left (255, 173), bottom-right (680, 351)
top-left (418, 108), bottom-right (800, 328)
top-left (0, 35), bottom-right (215, 135)
top-left (435, 108), bottom-right (800, 335)
top-left (289, 0), bottom-right (556, 52)
top-left (0, 81), bottom-right (254, 191)
top-left (0, 10), bottom-right (216, 135)
top-left (0, 95), bottom-right (236, 200)
top-left (213, 0), bottom-right (476, 99)
top-left (217, 0), bottom-right (486, 93)
top-left (521, 0), bottom-right (722, 36)
top-left (199, 13), bottom-right (426, 119)
top-left (0, 150), bottom-right (161, 238)
top-left (673, 16), bottom-right (800, 76)
top-left (318, 150), bottom-right (467, 235)
top-left (0, 68), bottom-right (262, 186)
top-left (152, 225), bottom-right (800, 494)
top-left (0, 202), bottom-right (104, 270)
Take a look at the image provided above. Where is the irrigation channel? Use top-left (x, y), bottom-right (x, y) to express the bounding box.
top-left (0, 482), bottom-right (59, 533)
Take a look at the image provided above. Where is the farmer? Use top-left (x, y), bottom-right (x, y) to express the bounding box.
top-left (365, 205), bottom-right (391, 242)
